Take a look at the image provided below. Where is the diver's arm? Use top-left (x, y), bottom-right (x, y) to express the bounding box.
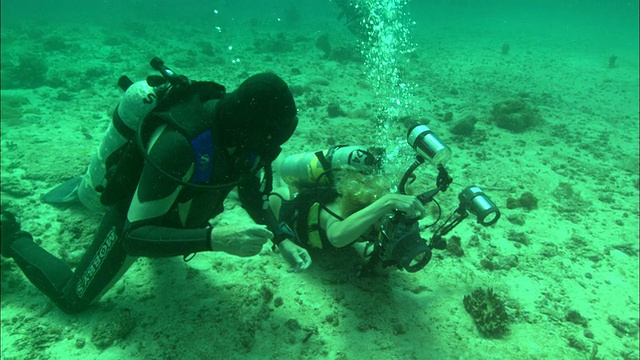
top-left (237, 173), bottom-right (288, 245)
top-left (122, 125), bottom-right (213, 257)
top-left (323, 193), bottom-right (426, 248)
top-left (124, 225), bottom-right (212, 257)
top-left (123, 138), bottom-right (270, 258)
top-left (266, 187), bottom-right (312, 272)
top-left (237, 173), bottom-right (269, 225)
top-left (322, 199), bottom-right (388, 248)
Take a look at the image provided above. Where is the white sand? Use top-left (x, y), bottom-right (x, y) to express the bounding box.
top-left (1, 3), bottom-right (638, 359)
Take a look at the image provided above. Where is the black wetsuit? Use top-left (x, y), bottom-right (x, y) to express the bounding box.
top-left (6, 99), bottom-right (274, 314)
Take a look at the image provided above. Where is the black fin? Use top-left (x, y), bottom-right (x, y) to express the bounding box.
top-left (41, 176), bottom-right (82, 204)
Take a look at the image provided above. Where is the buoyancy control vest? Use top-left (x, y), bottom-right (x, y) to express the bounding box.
top-left (77, 62), bottom-right (226, 210)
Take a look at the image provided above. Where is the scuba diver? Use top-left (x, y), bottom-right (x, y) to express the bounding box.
top-left (268, 125), bottom-right (501, 275)
top-left (0, 58), bottom-right (311, 314)
top-left (269, 146), bottom-right (421, 273)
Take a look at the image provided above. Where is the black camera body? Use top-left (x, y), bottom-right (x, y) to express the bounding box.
top-left (377, 212), bottom-right (432, 273)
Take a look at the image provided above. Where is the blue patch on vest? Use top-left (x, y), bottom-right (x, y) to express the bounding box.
top-left (247, 152), bottom-right (258, 169)
top-left (190, 130), bottom-right (214, 184)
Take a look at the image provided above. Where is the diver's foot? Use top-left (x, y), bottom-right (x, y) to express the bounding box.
top-left (41, 176), bottom-right (81, 204)
top-left (1, 211), bottom-right (22, 258)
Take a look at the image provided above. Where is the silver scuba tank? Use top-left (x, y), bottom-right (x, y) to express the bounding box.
top-left (279, 145), bottom-right (377, 188)
top-left (77, 81), bottom-right (164, 210)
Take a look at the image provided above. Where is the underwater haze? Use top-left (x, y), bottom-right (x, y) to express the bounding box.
top-left (1, 0), bottom-right (638, 359)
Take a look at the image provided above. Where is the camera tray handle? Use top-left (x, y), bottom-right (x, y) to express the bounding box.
top-left (416, 188), bottom-right (439, 205)
top-left (435, 164), bottom-right (453, 192)
top-left (398, 156), bottom-right (453, 196)
top-left (428, 205), bottom-right (469, 250)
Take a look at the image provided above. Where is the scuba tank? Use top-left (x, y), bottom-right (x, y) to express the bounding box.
top-left (76, 57), bottom-right (227, 210)
top-left (77, 80), bottom-right (165, 210)
top-left (279, 145), bottom-right (380, 188)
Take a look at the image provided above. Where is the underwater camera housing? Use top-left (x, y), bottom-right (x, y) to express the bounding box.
top-left (378, 212), bottom-right (431, 273)
top-left (365, 123), bottom-right (500, 273)
top-left (374, 184), bottom-right (500, 273)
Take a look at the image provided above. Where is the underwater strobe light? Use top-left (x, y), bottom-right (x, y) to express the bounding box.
top-left (458, 186), bottom-right (500, 226)
top-left (407, 124), bottom-right (452, 166)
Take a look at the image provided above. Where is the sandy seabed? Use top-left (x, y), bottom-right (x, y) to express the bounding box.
top-left (1, 5), bottom-right (639, 360)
